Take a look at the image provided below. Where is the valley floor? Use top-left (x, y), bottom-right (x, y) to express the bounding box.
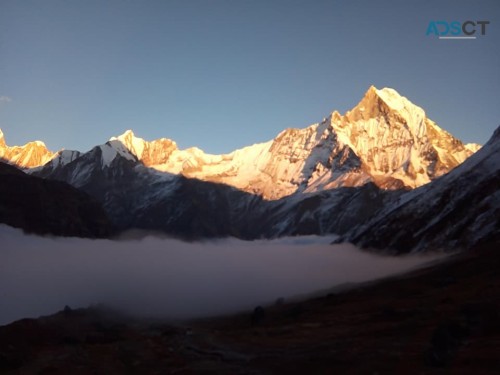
top-left (1, 242), bottom-right (499, 374)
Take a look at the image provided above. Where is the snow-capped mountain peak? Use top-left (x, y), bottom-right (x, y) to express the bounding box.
top-left (110, 130), bottom-right (147, 159)
top-left (0, 129), bottom-right (55, 169)
top-left (109, 130), bottom-right (178, 167)
top-left (329, 86), bottom-right (478, 189)
top-left (345, 86), bottom-right (427, 137)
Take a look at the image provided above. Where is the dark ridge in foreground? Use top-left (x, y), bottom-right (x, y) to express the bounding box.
top-left (1, 241), bottom-right (499, 374)
top-left (0, 161), bottom-right (112, 238)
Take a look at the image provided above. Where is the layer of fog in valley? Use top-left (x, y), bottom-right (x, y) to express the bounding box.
top-left (0, 225), bottom-right (445, 326)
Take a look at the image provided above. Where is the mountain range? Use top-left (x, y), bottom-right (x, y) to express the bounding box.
top-left (1, 86), bottom-right (497, 252)
top-left (1, 87), bottom-right (479, 194)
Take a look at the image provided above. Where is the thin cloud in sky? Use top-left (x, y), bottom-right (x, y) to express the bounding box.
top-left (0, 96), bottom-right (12, 103)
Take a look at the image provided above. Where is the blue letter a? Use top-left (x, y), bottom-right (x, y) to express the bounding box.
top-left (426, 21), bottom-right (439, 36)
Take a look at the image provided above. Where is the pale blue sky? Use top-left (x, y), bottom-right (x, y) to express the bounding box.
top-left (1, 0), bottom-right (499, 153)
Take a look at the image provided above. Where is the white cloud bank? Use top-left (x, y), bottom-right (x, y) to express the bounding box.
top-left (0, 225), bottom-right (444, 325)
